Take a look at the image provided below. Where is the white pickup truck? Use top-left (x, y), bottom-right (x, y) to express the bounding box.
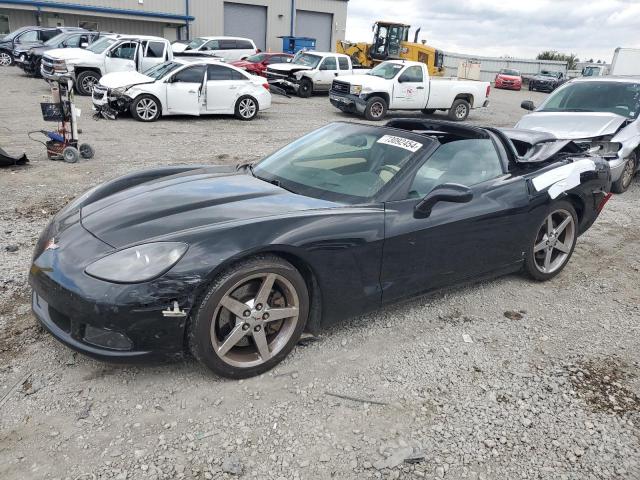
top-left (329, 60), bottom-right (490, 121)
top-left (41, 35), bottom-right (172, 95)
top-left (266, 51), bottom-right (367, 97)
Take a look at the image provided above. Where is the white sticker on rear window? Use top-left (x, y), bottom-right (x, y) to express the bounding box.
top-left (376, 135), bottom-right (422, 152)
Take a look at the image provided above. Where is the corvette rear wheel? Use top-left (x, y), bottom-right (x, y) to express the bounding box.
top-left (189, 255), bottom-right (309, 378)
top-left (524, 201), bottom-right (577, 281)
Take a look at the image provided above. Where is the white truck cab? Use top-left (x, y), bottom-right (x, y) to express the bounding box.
top-left (41, 35), bottom-right (172, 95)
top-left (329, 60), bottom-right (490, 121)
top-left (266, 51), bottom-right (364, 97)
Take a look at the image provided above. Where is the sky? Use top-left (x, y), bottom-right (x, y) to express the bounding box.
top-left (344, 0), bottom-right (640, 63)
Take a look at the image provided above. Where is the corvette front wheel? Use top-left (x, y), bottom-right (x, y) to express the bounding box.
top-left (189, 255), bottom-right (309, 378)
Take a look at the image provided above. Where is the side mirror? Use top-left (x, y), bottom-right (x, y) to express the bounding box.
top-left (414, 183), bottom-right (473, 218)
top-left (521, 100), bottom-right (535, 111)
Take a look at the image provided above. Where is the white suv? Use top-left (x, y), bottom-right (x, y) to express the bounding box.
top-left (172, 36), bottom-right (258, 62)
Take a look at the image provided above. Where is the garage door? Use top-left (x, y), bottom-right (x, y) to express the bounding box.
top-left (223, 2), bottom-right (267, 50)
top-left (296, 10), bottom-right (333, 51)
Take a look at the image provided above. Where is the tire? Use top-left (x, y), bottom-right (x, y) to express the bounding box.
top-left (422, 108), bottom-right (436, 115)
top-left (298, 78), bottom-right (313, 98)
top-left (79, 143), bottom-right (94, 159)
top-left (0, 50), bottom-right (13, 67)
top-left (524, 200), bottom-right (578, 281)
top-left (448, 98), bottom-right (470, 121)
top-left (364, 96), bottom-right (388, 121)
top-left (75, 70), bottom-right (100, 96)
top-left (529, 84), bottom-right (534, 91)
top-left (611, 152), bottom-right (637, 194)
top-left (130, 94), bottom-right (161, 122)
top-left (188, 255), bottom-right (309, 379)
top-left (234, 95), bottom-right (259, 121)
top-left (62, 146), bottom-right (80, 164)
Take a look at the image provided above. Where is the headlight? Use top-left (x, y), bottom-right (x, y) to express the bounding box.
top-left (588, 141), bottom-right (622, 158)
top-left (109, 87), bottom-right (127, 98)
top-left (350, 84), bottom-right (362, 95)
top-left (85, 242), bottom-right (188, 283)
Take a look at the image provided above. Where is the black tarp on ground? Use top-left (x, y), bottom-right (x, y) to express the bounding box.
top-left (0, 147), bottom-right (28, 167)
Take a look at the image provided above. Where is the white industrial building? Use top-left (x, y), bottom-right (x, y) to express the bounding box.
top-left (0, 0), bottom-right (348, 52)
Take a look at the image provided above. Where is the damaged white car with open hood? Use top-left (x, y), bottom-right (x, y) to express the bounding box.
top-left (517, 76), bottom-right (640, 193)
top-left (92, 58), bottom-right (271, 122)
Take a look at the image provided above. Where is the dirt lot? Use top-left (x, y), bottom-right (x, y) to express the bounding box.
top-left (0, 67), bottom-right (639, 480)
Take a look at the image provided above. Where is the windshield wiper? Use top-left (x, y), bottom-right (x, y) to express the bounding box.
top-left (236, 161), bottom-right (256, 177)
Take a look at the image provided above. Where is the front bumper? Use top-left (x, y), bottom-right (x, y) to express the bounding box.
top-left (29, 220), bottom-right (191, 361)
top-left (530, 81), bottom-right (555, 91)
top-left (495, 81), bottom-right (521, 90)
top-left (329, 91), bottom-right (367, 114)
top-left (41, 58), bottom-right (75, 82)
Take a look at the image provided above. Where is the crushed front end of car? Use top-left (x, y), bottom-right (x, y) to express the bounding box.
top-left (92, 84), bottom-right (133, 120)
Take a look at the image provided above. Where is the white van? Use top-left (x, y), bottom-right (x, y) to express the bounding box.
top-left (172, 36), bottom-right (258, 62)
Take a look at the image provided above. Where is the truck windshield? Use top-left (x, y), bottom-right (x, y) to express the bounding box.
top-left (2, 27), bottom-right (29, 41)
top-left (44, 33), bottom-right (67, 47)
top-left (292, 53), bottom-right (321, 68)
top-left (87, 37), bottom-right (116, 54)
top-left (539, 81), bottom-right (640, 119)
top-left (369, 62), bottom-right (404, 80)
top-left (144, 61), bottom-right (183, 79)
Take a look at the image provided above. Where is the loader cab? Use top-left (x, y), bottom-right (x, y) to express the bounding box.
top-left (371, 22), bottom-right (410, 60)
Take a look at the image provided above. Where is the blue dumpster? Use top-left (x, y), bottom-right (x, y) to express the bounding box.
top-left (280, 36), bottom-right (316, 54)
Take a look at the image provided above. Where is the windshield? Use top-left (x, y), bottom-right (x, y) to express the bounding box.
top-left (87, 37), bottom-right (116, 54)
top-left (500, 69), bottom-right (519, 76)
top-left (292, 53), bottom-right (321, 68)
top-left (245, 53), bottom-right (267, 63)
top-left (539, 70), bottom-right (561, 78)
top-left (538, 81), bottom-right (640, 119)
top-left (253, 123), bottom-right (426, 203)
top-left (44, 33), bottom-right (67, 47)
top-left (143, 61), bottom-right (183, 80)
top-left (186, 37), bottom-right (207, 50)
top-left (369, 62), bottom-right (404, 79)
top-left (3, 27), bottom-right (29, 41)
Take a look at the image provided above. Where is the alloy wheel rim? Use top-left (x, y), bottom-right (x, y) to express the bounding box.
top-left (371, 102), bottom-right (383, 118)
top-left (0, 52), bottom-right (11, 66)
top-left (137, 98), bottom-right (158, 120)
top-left (621, 156), bottom-right (635, 188)
top-left (82, 75), bottom-right (97, 93)
top-left (239, 99), bottom-right (256, 118)
top-left (533, 209), bottom-right (575, 274)
top-left (455, 104), bottom-right (467, 119)
top-left (211, 273), bottom-right (300, 368)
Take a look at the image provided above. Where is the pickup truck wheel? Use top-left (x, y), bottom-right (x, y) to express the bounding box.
top-left (235, 95), bottom-right (259, 121)
top-left (611, 152), bottom-right (637, 194)
top-left (298, 78), bottom-right (313, 98)
top-left (0, 51), bottom-right (12, 67)
top-left (364, 96), bottom-right (388, 121)
top-left (448, 99), bottom-right (470, 121)
top-left (422, 108), bottom-right (436, 115)
top-left (130, 95), bottom-right (161, 122)
top-left (76, 71), bottom-right (100, 96)
top-left (524, 200), bottom-right (577, 281)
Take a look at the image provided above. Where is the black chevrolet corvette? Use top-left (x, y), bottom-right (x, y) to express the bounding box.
top-left (30, 119), bottom-right (611, 378)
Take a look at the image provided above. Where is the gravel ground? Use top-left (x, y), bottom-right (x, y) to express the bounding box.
top-left (0, 67), bottom-right (639, 480)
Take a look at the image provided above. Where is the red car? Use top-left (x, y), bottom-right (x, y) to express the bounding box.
top-left (230, 52), bottom-right (294, 77)
top-left (494, 68), bottom-right (522, 90)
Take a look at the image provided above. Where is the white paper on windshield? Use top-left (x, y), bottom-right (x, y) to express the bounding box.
top-left (376, 135), bottom-right (423, 152)
top-left (531, 159), bottom-right (596, 199)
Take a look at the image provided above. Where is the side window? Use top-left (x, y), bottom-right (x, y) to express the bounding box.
top-left (219, 40), bottom-right (236, 49)
top-left (338, 57), bottom-right (350, 70)
top-left (207, 64), bottom-right (246, 81)
top-left (236, 39), bottom-right (253, 49)
top-left (320, 57), bottom-right (337, 70)
top-left (64, 35), bottom-right (82, 48)
top-left (173, 64), bottom-right (205, 83)
top-left (110, 42), bottom-right (138, 60)
top-left (41, 30), bottom-right (59, 42)
top-left (17, 30), bottom-right (38, 43)
top-left (201, 40), bottom-right (219, 51)
top-left (399, 66), bottom-right (423, 83)
top-left (146, 41), bottom-right (165, 58)
top-left (409, 139), bottom-right (503, 198)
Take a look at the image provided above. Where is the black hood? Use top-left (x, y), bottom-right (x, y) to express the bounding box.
top-left (80, 168), bottom-right (337, 248)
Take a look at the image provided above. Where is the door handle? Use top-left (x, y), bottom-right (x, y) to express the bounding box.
top-left (229, 86), bottom-right (238, 90)
top-left (417, 86), bottom-right (425, 90)
top-left (188, 90), bottom-right (196, 93)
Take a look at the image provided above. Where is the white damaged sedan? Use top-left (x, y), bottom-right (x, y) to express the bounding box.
top-left (92, 58), bottom-right (272, 122)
